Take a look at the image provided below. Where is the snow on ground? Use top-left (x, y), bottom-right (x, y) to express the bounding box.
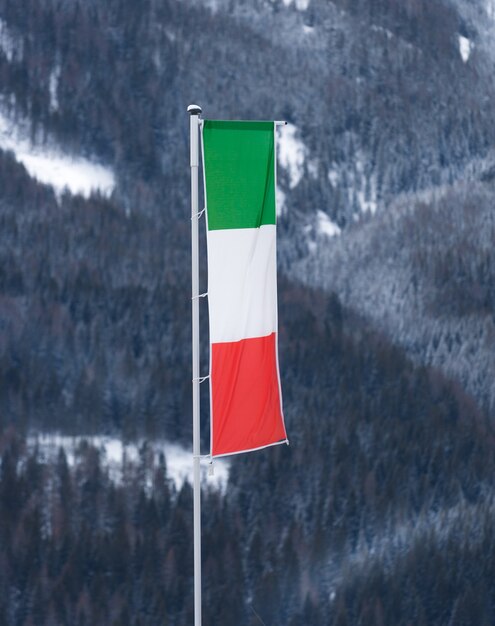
top-left (355, 188), bottom-right (377, 215)
top-left (277, 123), bottom-right (307, 188)
top-left (282, 0), bottom-right (310, 10)
top-left (27, 434), bottom-right (230, 492)
top-left (329, 158), bottom-right (378, 215)
top-left (459, 35), bottom-right (472, 62)
top-left (307, 158), bottom-right (318, 179)
top-left (0, 109), bottom-right (115, 198)
top-left (0, 18), bottom-right (22, 62)
top-left (370, 24), bottom-right (394, 40)
top-left (328, 168), bottom-right (340, 188)
top-left (316, 210), bottom-right (341, 237)
top-left (350, 154), bottom-right (378, 215)
top-left (276, 185), bottom-right (286, 216)
top-left (49, 63), bottom-right (61, 112)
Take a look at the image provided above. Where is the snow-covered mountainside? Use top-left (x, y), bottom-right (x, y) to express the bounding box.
top-left (0, 110), bottom-right (115, 198)
top-left (27, 434), bottom-right (229, 491)
top-left (293, 174), bottom-right (495, 415)
top-left (1, 0), bottom-right (495, 623)
top-left (1, 0), bottom-right (494, 227)
top-left (0, 0), bottom-right (492, 452)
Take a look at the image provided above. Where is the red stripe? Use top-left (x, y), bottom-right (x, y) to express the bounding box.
top-left (211, 332), bottom-right (286, 457)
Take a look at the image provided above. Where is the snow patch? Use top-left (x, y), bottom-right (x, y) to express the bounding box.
top-left (328, 168), bottom-right (340, 188)
top-left (317, 210), bottom-right (341, 237)
top-left (307, 158), bottom-right (318, 179)
top-left (458, 35), bottom-right (472, 62)
top-left (277, 123), bottom-right (307, 188)
top-left (0, 18), bottom-right (22, 62)
top-left (18, 152), bottom-right (115, 198)
top-left (276, 185), bottom-right (286, 216)
top-left (356, 189), bottom-right (377, 215)
top-left (49, 64), bottom-right (61, 112)
top-left (0, 110), bottom-right (115, 198)
top-left (350, 154), bottom-right (378, 214)
top-left (27, 434), bottom-right (230, 492)
top-left (307, 240), bottom-right (317, 254)
top-left (330, 154), bottom-right (378, 215)
top-left (183, 0), bottom-right (223, 12)
top-left (282, 0), bottom-right (310, 9)
top-left (370, 24), bottom-right (394, 40)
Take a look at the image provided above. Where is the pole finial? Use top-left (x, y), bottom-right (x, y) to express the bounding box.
top-left (188, 104), bottom-right (202, 116)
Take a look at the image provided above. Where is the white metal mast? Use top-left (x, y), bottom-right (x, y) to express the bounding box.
top-left (188, 103), bottom-right (202, 626)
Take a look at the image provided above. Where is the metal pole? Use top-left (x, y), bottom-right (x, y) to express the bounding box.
top-left (188, 103), bottom-right (202, 626)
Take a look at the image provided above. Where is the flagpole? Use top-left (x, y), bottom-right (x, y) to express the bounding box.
top-left (188, 103), bottom-right (202, 626)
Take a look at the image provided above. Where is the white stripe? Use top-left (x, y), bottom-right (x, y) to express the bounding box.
top-left (207, 224), bottom-right (277, 344)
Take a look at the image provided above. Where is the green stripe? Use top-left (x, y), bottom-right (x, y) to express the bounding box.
top-left (203, 120), bottom-right (276, 231)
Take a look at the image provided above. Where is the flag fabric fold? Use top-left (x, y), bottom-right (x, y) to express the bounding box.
top-left (202, 120), bottom-right (288, 457)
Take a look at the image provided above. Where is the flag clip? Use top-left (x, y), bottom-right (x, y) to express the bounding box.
top-left (192, 375), bottom-right (210, 384)
top-left (191, 292), bottom-right (208, 300)
top-left (191, 208), bottom-right (206, 221)
top-left (208, 459), bottom-right (215, 476)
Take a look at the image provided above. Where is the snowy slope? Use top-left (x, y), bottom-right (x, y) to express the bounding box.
top-left (0, 109), bottom-right (115, 198)
top-left (293, 168), bottom-right (495, 415)
top-left (28, 434), bottom-right (229, 492)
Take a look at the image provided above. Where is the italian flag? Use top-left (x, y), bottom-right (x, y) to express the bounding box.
top-left (202, 120), bottom-right (288, 458)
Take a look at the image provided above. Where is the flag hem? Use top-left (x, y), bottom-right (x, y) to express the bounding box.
top-left (273, 121), bottom-right (288, 445)
top-left (211, 437), bottom-right (289, 460)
